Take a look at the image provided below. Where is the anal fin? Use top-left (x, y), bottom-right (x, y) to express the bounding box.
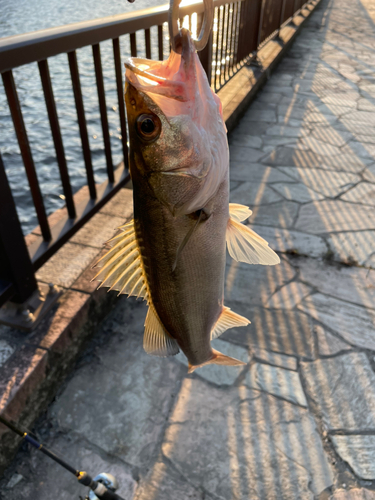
top-left (144, 306), bottom-right (179, 357)
top-left (211, 306), bottom-right (250, 340)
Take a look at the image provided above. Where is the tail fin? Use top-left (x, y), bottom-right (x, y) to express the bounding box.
top-left (188, 348), bottom-right (246, 373)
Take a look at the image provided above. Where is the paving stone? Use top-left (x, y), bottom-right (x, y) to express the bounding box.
top-left (340, 183), bottom-right (375, 206)
top-left (1, 435), bottom-right (137, 500)
top-left (295, 201), bottom-right (375, 233)
top-left (267, 282), bottom-right (313, 309)
top-left (175, 339), bottom-right (249, 386)
top-left (261, 146), bottom-right (365, 173)
top-left (298, 293), bottom-right (375, 350)
top-left (230, 135), bottom-right (263, 148)
top-left (331, 435), bottom-right (375, 480)
top-left (50, 300), bottom-right (186, 468)
top-left (135, 460), bottom-right (202, 500)
top-left (344, 141), bottom-right (375, 161)
top-left (246, 363), bottom-right (307, 406)
top-left (229, 146), bottom-right (267, 163)
top-left (300, 353), bottom-right (375, 431)
top-left (230, 181), bottom-right (284, 205)
top-left (297, 257), bottom-right (375, 309)
top-left (100, 187), bottom-right (134, 219)
top-left (162, 379), bottom-right (333, 500)
top-left (221, 305), bottom-right (314, 359)
top-left (242, 109), bottom-right (277, 123)
top-left (225, 258), bottom-right (296, 307)
top-left (314, 325), bottom-right (351, 356)
top-left (248, 201), bottom-right (300, 228)
top-left (0, 340), bottom-right (14, 368)
top-left (229, 162), bottom-right (294, 183)
top-left (35, 242), bottom-right (99, 288)
top-left (271, 182), bottom-right (326, 202)
top-left (71, 213), bottom-right (125, 247)
top-left (249, 224), bottom-right (328, 258)
top-left (363, 165), bottom-right (375, 182)
top-left (327, 231), bottom-right (375, 268)
top-left (251, 347), bottom-right (298, 370)
top-left (329, 489), bottom-right (375, 500)
top-left (310, 127), bottom-right (352, 147)
top-left (277, 167), bottom-right (360, 197)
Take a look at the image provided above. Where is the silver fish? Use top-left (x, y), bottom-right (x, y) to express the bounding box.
top-left (93, 30), bottom-right (279, 372)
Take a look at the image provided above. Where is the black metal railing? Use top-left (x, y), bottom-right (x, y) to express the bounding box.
top-left (0, 0), bottom-right (310, 308)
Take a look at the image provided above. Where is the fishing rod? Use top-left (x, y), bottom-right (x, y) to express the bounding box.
top-left (0, 415), bottom-right (125, 500)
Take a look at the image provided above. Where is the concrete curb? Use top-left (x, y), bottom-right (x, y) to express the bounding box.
top-left (0, 0), bottom-right (322, 476)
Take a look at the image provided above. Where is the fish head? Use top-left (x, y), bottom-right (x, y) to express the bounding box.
top-left (125, 29), bottom-right (228, 216)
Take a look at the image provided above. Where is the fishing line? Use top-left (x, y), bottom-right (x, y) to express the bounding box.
top-left (0, 415), bottom-right (125, 500)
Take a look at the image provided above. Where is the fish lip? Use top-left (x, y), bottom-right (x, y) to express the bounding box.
top-left (125, 59), bottom-right (166, 85)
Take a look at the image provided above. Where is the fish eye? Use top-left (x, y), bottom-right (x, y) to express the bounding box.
top-left (136, 114), bottom-right (161, 142)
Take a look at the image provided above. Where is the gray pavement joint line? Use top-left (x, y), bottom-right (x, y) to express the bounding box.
top-left (245, 384), bottom-right (309, 410)
top-left (328, 429), bottom-right (375, 436)
top-left (297, 286), bottom-right (375, 313)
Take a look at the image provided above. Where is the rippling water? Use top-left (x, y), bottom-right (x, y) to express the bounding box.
top-left (0, 0), bottom-right (167, 234)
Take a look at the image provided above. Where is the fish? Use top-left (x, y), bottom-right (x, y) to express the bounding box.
top-left (92, 29), bottom-right (280, 372)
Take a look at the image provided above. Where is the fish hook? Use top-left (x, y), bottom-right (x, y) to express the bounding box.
top-left (169, 0), bottom-right (214, 53)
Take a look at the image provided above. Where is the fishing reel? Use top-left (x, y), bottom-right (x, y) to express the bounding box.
top-left (79, 472), bottom-right (120, 500)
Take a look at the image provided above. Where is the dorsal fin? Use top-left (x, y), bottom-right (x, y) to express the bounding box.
top-left (227, 204), bottom-right (280, 266)
top-left (211, 306), bottom-right (250, 340)
top-left (144, 306), bottom-right (180, 357)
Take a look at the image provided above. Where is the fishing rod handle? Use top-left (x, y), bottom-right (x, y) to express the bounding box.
top-left (78, 472), bottom-right (125, 500)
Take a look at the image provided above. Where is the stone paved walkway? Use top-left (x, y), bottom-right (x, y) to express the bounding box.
top-left (1, 0), bottom-right (375, 498)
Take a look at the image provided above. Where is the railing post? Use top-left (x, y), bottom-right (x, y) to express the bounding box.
top-left (198, 28), bottom-right (213, 83)
top-left (0, 152), bottom-right (38, 304)
top-left (278, 0), bottom-right (287, 34)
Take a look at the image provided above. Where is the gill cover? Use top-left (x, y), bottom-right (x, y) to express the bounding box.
top-left (125, 29), bottom-right (228, 215)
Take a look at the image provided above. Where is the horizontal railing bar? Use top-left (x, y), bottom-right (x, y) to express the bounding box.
top-left (67, 50), bottom-right (97, 200)
top-left (38, 59), bottom-right (76, 219)
top-left (28, 163), bottom-right (130, 270)
top-left (2, 70), bottom-right (52, 242)
top-left (0, 0), bottom-right (243, 74)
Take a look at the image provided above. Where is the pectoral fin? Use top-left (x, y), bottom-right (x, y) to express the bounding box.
top-left (188, 349), bottom-right (246, 373)
top-left (227, 204), bottom-right (280, 266)
top-left (144, 305), bottom-right (180, 357)
top-left (92, 220), bottom-right (148, 298)
top-left (211, 306), bottom-right (250, 340)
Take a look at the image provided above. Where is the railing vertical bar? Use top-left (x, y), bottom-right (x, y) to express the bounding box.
top-left (145, 28), bottom-right (151, 59)
top-left (224, 3), bottom-right (231, 82)
top-left (219, 6), bottom-right (226, 88)
top-left (67, 50), bottom-right (96, 200)
top-left (257, 0), bottom-right (266, 48)
top-left (38, 59), bottom-right (76, 219)
top-left (279, 0), bottom-right (287, 32)
top-left (235, 1), bottom-right (242, 66)
top-left (130, 33), bottom-right (137, 57)
top-left (92, 43), bottom-right (114, 184)
top-left (112, 37), bottom-right (129, 169)
top-left (1, 70), bottom-right (51, 242)
top-left (229, 2), bottom-right (235, 75)
top-left (214, 7), bottom-right (221, 91)
top-left (0, 152), bottom-right (38, 304)
top-left (158, 25), bottom-right (163, 60)
top-left (231, 2), bottom-right (239, 72)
